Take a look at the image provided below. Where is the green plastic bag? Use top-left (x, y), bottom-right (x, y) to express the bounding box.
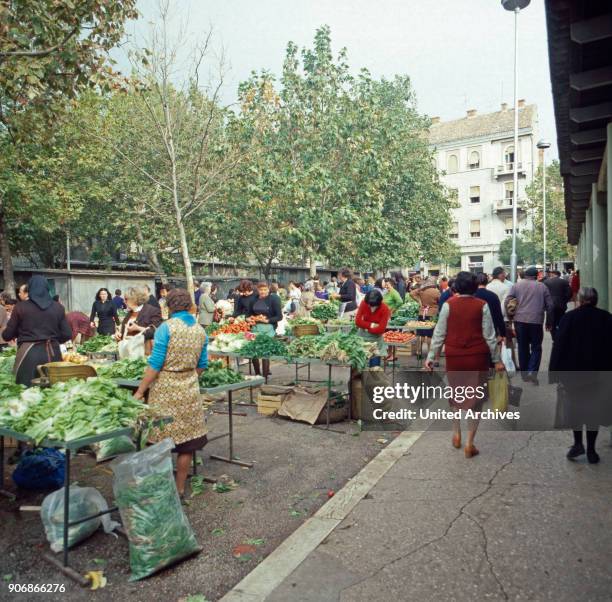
top-left (111, 439), bottom-right (201, 581)
top-left (489, 372), bottom-right (509, 412)
top-left (94, 436), bottom-right (137, 462)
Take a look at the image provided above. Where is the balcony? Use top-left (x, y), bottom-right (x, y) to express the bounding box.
top-left (493, 197), bottom-right (526, 213)
top-left (495, 162), bottom-right (526, 177)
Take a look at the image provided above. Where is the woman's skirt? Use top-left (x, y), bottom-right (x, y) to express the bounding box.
top-left (14, 340), bottom-right (62, 387)
top-left (97, 319), bottom-right (117, 336)
top-left (251, 323), bottom-right (276, 337)
top-left (173, 434), bottom-right (208, 454)
top-left (445, 353), bottom-right (490, 411)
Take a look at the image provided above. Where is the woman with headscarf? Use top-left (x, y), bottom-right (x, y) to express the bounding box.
top-left (198, 282), bottom-right (216, 327)
top-left (2, 276), bottom-right (72, 386)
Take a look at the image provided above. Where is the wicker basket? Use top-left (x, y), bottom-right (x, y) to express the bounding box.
top-left (292, 324), bottom-right (320, 337)
top-left (37, 362), bottom-right (97, 384)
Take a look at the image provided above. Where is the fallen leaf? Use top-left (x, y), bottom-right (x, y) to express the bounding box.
top-left (191, 475), bottom-right (206, 497)
top-left (290, 510), bottom-right (302, 517)
top-left (211, 528), bottom-right (225, 537)
top-left (92, 558), bottom-right (106, 567)
top-left (2, 574), bottom-right (12, 582)
top-left (85, 570), bottom-right (107, 590)
top-left (376, 438), bottom-right (388, 444)
top-left (213, 482), bottom-right (231, 493)
top-left (245, 538), bottom-right (265, 546)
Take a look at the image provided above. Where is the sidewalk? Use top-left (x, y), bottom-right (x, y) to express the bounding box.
top-left (224, 335), bottom-right (612, 601)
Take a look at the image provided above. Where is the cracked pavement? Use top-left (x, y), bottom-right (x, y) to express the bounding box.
top-left (267, 429), bottom-right (612, 601)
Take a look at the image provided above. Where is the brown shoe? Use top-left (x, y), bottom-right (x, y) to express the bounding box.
top-left (464, 445), bottom-right (479, 459)
top-left (452, 434), bottom-right (461, 449)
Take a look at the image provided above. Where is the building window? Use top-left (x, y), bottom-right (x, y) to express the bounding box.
top-left (469, 186), bottom-right (480, 203)
top-left (504, 216), bottom-right (516, 235)
top-left (468, 150), bottom-right (480, 169)
top-left (450, 222), bottom-right (459, 239)
top-left (447, 154), bottom-right (458, 174)
top-left (504, 182), bottom-right (514, 204)
top-left (469, 255), bottom-right (484, 262)
top-left (470, 220), bottom-right (480, 238)
top-left (504, 145), bottom-right (515, 167)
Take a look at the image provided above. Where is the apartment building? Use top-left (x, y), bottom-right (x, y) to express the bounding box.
top-left (429, 101), bottom-right (538, 274)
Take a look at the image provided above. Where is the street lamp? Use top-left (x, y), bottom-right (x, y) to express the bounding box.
top-left (537, 139), bottom-right (551, 269)
top-left (502, 0), bottom-right (531, 282)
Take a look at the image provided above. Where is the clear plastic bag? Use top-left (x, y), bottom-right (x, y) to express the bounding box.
top-left (94, 435), bottom-right (137, 462)
top-left (41, 486), bottom-right (118, 553)
top-left (501, 343), bottom-right (516, 378)
top-left (111, 439), bottom-right (201, 581)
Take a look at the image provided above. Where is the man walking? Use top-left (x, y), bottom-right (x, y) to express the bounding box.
top-left (543, 269), bottom-right (571, 338)
top-left (505, 266), bottom-right (554, 382)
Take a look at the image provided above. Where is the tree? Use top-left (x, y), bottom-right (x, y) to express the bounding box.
top-left (498, 235), bottom-right (538, 267)
top-left (524, 160), bottom-right (574, 265)
top-left (0, 0), bottom-right (137, 292)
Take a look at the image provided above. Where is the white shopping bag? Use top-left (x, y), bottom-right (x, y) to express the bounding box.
top-left (500, 342), bottom-right (516, 378)
top-left (118, 334), bottom-right (145, 359)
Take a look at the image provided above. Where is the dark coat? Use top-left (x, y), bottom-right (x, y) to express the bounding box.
top-left (251, 294), bottom-right (283, 328)
top-left (549, 305), bottom-right (612, 371)
top-left (3, 300), bottom-right (72, 345)
top-left (338, 279), bottom-right (357, 312)
top-left (90, 300), bottom-right (119, 335)
top-left (234, 292), bottom-right (258, 317)
top-left (474, 288), bottom-right (506, 337)
top-left (544, 276), bottom-right (572, 309)
top-left (120, 303), bottom-right (163, 341)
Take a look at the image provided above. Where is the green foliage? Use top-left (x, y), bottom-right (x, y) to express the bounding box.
top-left (239, 334), bottom-right (288, 358)
top-left (198, 360), bottom-right (243, 388)
top-left (498, 235), bottom-right (539, 267)
top-left (96, 358), bottom-right (147, 380)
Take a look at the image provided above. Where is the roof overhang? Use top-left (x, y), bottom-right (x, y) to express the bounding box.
top-left (545, 0), bottom-right (612, 244)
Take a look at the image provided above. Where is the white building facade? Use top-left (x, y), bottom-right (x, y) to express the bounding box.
top-left (430, 101), bottom-right (539, 274)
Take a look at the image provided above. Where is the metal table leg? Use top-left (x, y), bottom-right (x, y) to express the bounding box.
top-left (0, 435), bottom-right (11, 498)
top-left (210, 390), bottom-right (253, 468)
top-left (313, 364), bottom-right (345, 434)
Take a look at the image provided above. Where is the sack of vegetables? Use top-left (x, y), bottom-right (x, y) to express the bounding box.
top-left (111, 439), bottom-right (201, 581)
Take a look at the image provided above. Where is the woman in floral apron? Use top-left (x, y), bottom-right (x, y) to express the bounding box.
top-left (134, 288), bottom-right (208, 498)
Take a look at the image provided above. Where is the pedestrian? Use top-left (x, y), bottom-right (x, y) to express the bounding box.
top-left (426, 271), bottom-right (503, 458)
top-left (543, 270), bottom-right (572, 337)
top-left (158, 283), bottom-right (172, 320)
top-left (570, 269), bottom-right (580, 303)
top-left (474, 273), bottom-right (506, 339)
top-left (295, 281), bottom-right (316, 318)
top-left (118, 287), bottom-right (163, 354)
top-left (438, 276), bottom-right (449, 292)
top-left (2, 276), bottom-right (72, 386)
top-left (355, 289), bottom-right (391, 367)
top-left (250, 281), bottom-right (283, 377)
top-left (438, 278), bottom-right (455, 311)
top-left (193, 280), bottom-right (201, 306)
top-left (505, 266), bottom-right (553, 382)
top-left (234, 280), bottom-right (258, 317)
top-left (325, 277), bottom-right (339, 296)
top-left (486, 267), bottom-right (512, 318)
top-left (410, 276), bottom-right (441, 318)
top-left (550, 287), bottom-right (612, 464)
top-left (382, 278), bottom-right (403, 313)
top-left (17, 283), bottom-right (28, 302)
top-left (210, 283), bottom-right (219, 303)
top-left (197, 282), bottom-right (216, 327)
top-left (332, 268), bottom-right (358, 317)
top-left (66, 311), bottom-right (96, 344)
top-left (143, 284), bottom-right (160, 309)
top-left (90, 288), bottom-right (120, 336)
top-left (314, 281), bottom-right (329, 300)
top-left (112, 289), bottom-right (127, 311)
top-left (134, 288), bottom-right (209, 500)
top-left (0, 292), bottom-right (12, 350)
top-left (392, 271), bottom-right (407, 301)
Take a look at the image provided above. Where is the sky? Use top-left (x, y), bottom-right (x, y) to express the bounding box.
top-left (118, 0), bottom-right (558, 159)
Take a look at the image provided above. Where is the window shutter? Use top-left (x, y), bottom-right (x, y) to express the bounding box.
top-left (470, 220), bottom-right (480, 233)
top-left (450, 222), bottom-right (458, 235)
top-left (504, 217), bottom-right (513, 229)
top-left (470, 186), bottom-right (480, 197)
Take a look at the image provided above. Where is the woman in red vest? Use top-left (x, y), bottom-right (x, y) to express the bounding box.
top-left (425, 271), bottom-right (504, 458)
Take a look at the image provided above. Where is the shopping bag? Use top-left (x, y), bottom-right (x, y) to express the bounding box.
top-left (500, 343), bottom-right (516, 377)
top-left (489, 372), bottom-right (509, 412)
top-left (118, 333), bottom-right (145, 359)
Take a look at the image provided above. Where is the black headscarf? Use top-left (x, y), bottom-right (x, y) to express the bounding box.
top-left (28, 275), bottom-right (53, 310)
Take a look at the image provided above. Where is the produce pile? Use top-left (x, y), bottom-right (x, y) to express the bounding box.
top-left (208, 333), bottom-right (250, 353)
top-left (96, 358), bottom-right (148, 380)
top-left (286, 316), bottom-right (323, 335)
top-left (383, 331), bottom-right (416, 344)
top-left (239, 334), bottom-right (288, 358)
top-left (406, 320), bottom-right (437, 330)
top-left (198, 360), bottom-right (243, 388)
top-left (77, 335), bottom-right (116, 354)
top-left (311, 301), bottom-right (340, 321)
top-left (0, 377), bottom-right (148, 443)
top-left (0, 348), bottom-right (15, 374)
top-left (62, 352), bottom-right (89, 364)
top-left (388, 299), bottom-right (421, 327)
top-left (286, 332), bottom-right (378, 370)
top-left (0, 373), bottom-right (24, 402)
top-left (210, 316), bottom-right (257, 336)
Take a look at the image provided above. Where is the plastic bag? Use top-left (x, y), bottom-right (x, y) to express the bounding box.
top-left (489, 372), bottom-right (509, 413)
top-left (111, 439), bottom-right (201, 581)
top-left (118, 333), bottom-right (145, 359)
top-left (94, 436), bottom-right (137, 462)
top-left (41, 486), bottom-right (118, 552)
top-left (12, 448), bottom-right (65, 490)
top-left (501, 343), bottom-right (516, 378)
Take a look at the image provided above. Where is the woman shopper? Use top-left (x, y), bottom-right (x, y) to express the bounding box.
top-left (333, 268), bottom-right (357, 316)
top-left (198, 282), bottom-right (216, 327)
top-left (118, 287), bottom-right (163, 353)
top-left (17, 284), bottom-right (28, 302)
top-left (3, 276), bottom-right (72, 386)
top-left (382, 279), bottom-right (403, 313)
top-left (295, 281), bottom-right (316, 318)
top-left (355, 289), bottom-right (391, 367)
top-left (234, 279), bottom-right (258, 317)
top-left (250, 281), bottom-right (283, 377)
top-left (392, 271), bottom-right (407, 301)
top-left (549, 287), bottom-right (612, 464)
top-left (425, 271), bottom-right (503, 458)
top-left (410, 276), bottom-right (441, 318)
top-left (134, 288), bottom-right (209, 500)
top-left (90, 288), bottom-right (120, 336)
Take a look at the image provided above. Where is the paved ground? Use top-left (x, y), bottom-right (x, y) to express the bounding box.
top-left (226, 334), bottom-right (612, 602)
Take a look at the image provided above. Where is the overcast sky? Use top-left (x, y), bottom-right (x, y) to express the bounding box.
top-left (121, 0), bottom-right (557, 159)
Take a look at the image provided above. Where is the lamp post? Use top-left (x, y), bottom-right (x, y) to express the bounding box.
top-left (502, 0), bottom-right (530, 282)
top-left (537, 139), bottom-right (551, 270)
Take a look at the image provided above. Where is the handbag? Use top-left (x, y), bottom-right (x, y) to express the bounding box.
top-left (489, 372), bottom-right (509, 412)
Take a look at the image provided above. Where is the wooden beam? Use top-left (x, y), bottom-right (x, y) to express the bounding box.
top-left (571, 128), bottom-right (607, 145)
top-left (570, 161), bottom-right (601, 176)
top-left (571, 14), bottom-right (612, 44)
top-left (571, 146), bottom-right (605, 163)
top-left (570, 174), bottom-right (598, 186)
top-left (570, 102), bottom-right (612, 124)
top-left (571, 66), bottom-right (612, 91)
top-left (570, 184), bottom-right (593, 194)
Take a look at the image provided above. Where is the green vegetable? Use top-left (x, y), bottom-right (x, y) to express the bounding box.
top-left (0, 354), bottom-right (15, 375)
top-left (0, 347), bottom-right (16, 357)
top-left (198, 360), bottom-right (243, 388)
top-left (311, 301), bottom-right (340, 321)
top-left (77, 335), bottom-right (115, 354)
top-left (0, 377), bottom-right (147, 443)
top-left (96, 358), bottom-right (147, 380)
top-left (239, 334), bottom-right (287, 358)
top-left (113, 449), bottom-right (201, 581)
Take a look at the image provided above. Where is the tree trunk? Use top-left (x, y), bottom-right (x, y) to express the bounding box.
top-left (135, 219), bottom-right (165, 280)
top-left (309, 254), bottom-right (317, 278)
top-left (0, 203), bottom-right (16, 294)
